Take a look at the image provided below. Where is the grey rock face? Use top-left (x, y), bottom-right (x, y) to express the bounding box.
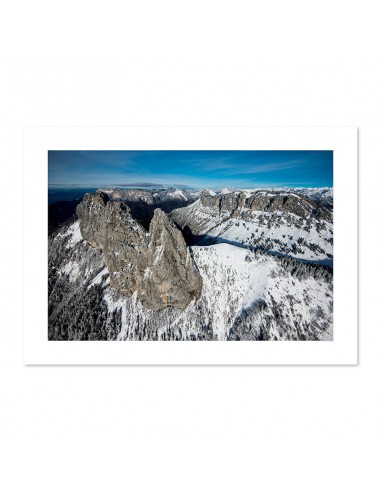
top-left (76, 192), bottom-right (202, 311)
top-left (76, 191), bottom-right (109, 250)
top-left (199, 189), bottom-right (332, 222)
top-left (170, 189), bottom-right (333, 265)
top-left (103, 200), bottom-right (149, 295)
top-left (139, 209), bottom-right (203, 310)
top-left (199, 190), bottom-right (220, 208)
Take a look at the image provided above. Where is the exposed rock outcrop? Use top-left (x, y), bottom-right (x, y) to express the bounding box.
top-left (170, 189), bottom-right (334, 265)
top-left (199, 189), bottom-right (332, 222)
top-left (139, 209), bottom-right (203, 311)
top-left (77, 192), bottom-right (202, 311)
top-left (76, 191), bottom-right (110, 250)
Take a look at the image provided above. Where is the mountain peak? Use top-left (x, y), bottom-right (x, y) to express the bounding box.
top-left (202, 188), bottom-right (217, 197)
top-left (76, 193), bottom-right (202, 311)
top-left (220, 187), bottom-right (236, 194)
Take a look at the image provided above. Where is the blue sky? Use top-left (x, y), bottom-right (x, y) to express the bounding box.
top-left (48, 150), bottom-right (333, 189)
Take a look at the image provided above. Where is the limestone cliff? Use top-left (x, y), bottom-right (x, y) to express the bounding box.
top-left (77, 192), bottom-right (202, 311)
top-left (199, 189), bottom-right (332, 221)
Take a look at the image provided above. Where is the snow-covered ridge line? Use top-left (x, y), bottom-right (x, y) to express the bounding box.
top-left (170, 188), bottom-right (333, 264)
top-left (200, 187), bottom-right (333, 208)
top-left (215, 187), bottom-right (333, 205)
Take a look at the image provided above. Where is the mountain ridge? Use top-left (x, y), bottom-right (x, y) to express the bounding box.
top-left (76, 191), bottom-right (203, 311)
top-left (170, 188), bottom-right (333, 266)
top-left (48, 186), bottom-right (334, 341)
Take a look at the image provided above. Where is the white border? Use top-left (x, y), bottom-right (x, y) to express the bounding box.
top-left (23, 126), bottom-right (357, 365)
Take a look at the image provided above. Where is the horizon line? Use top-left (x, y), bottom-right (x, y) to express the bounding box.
top-left (48, 183), bottom-right (333, 190)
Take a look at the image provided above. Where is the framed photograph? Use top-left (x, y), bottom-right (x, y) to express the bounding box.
top-left (24, 126), bottom-right (357, 364)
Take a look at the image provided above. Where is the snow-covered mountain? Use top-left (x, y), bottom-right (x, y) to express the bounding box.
top-left (276, 187), bottom-right (333, 207)
top-left (239, 187), bottom-right (333, 206)
top-left (170, 188), bottom-right (333, 266)
top-left (220, 186), bottom-right (236, 195)
top-left (91, 187), bottom-right (199, 229)
top-left (49, 217), bottom-right (333, 341)
top-left (48, 187), bottom-right (333, 341)
top-left (98, 186), bottom-right (198, 206)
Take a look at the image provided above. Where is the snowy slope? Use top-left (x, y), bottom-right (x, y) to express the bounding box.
top-left (49, 216), bottom-right (333, 341)
top-left (283, 187), bottom-right (333, 207)
top-left (220, 187), bottom-right (236, 194)
top-left (191, 244), bottom-right (332, 340)
top-left (99, 243), bottom-right (332, 341)
top-left (86, 243), bottom-right (330, 341)
top-left (170, 190), bottom-right (333, 265)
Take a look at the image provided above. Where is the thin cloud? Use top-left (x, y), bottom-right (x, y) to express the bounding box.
top-left (48, 150), bottom-right (333, 188)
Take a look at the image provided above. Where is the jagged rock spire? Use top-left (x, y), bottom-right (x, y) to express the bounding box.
top-left (77, 193), bottom-right (202, 311)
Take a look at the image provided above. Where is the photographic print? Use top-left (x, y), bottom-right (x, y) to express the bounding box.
top-left (48, 149), bottom-right (334, 342)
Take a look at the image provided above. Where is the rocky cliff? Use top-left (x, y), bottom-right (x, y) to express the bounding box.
top-left (76, 192), bottom-right (202, 311)
top-left (170, 189), bottom-right (333, 265)
top-left (199, 189), bottom-right (332, 221)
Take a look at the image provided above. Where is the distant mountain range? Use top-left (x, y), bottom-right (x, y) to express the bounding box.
top-left (48, 186), bottom-right (199, 233)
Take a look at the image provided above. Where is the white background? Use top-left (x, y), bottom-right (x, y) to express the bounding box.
top-left (1, 1), bottom-right (379, 491)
